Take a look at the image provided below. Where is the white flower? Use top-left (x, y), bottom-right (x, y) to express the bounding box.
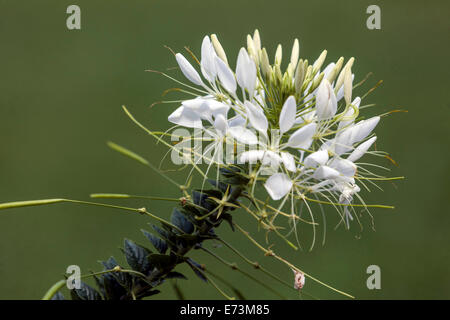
top-left (163, 30), bottom-right (392, 231)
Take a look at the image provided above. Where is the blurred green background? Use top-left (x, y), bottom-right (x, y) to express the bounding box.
top-left (0, 0), bottom-right (448, 299)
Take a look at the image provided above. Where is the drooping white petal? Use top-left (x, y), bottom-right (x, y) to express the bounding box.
top-left (168, 106), bottom-right (203, 128)
top-left (182, 97), bottom-right (228, 124)
top-left (228, 126), bottom-right (258, 145)
top-left (244, 101), bottom-right (268, 134)
top-left (175, 53), bottom-right (204, 86)
top-left (215, 55), bottom-right (236, 94)
top-left (200, 36), bottom-right (217, 82)
top-left (236, 48), bottom-right (257, 98)
top-left (313, 166), bottom-right (340, 180)
top-left (347, 136), bottom-right (377, 162)
top-left (286, 122), bottom-right (317, 149)
top-left (304, 150), bottom-right (329, 168)
top-left (281, 152), bottom-right (296, 172)
top-left (315, 79), bottom-right (337, 120)
top-left (264, 173), bottom-right (293, 200)
top-left (279, 96), bottom-right (297, 134)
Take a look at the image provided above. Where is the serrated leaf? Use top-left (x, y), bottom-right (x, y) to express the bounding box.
top-left (123, 239), bottom-right (152, 274)
top-left (171, 208), bottom-right (194, 234)
top-left (142, 229), bottom-right (167, 254)
top-left (70, 281), bottom-right (102, 300)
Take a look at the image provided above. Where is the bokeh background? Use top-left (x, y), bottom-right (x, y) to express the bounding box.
top-left (0, 0), bottom-right (448, 299)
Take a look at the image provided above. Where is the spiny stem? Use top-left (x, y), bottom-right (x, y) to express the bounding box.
top-left (233, 223), bottom-right (355, 299)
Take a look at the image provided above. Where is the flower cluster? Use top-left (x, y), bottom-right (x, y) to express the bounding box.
top-left (165, 30), bottom-right (388, 230)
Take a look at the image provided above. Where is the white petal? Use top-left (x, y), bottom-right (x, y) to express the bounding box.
top-left (239, 150), bottom-right (264, 163)
top-left (264, 173), bottom-right (293, 200)
top-left (281, 152), bottom-right (296, 172)
top-left (304, 150), bottom-right (329, 168)
top-left (336, 74), bottom-right (354, 101)
top-left (279, 96), bottom-right (297, 134)
top-left (228, 126), bottom-right (258, 145)
top-left (261, 151), bottom-right (283, 167)
top-left (351, 116), bottom-right (380, 144)
top-left (205, 99), bottom-right (229, 117)
top-left (182, 97), bottom-right (228, 124)
top-left (286, 122), bottom-right (317, 149)
top-left (236, 48), bottom-right (257, 97)
top-left (200, 36), bottom-right (217, 82)
top-left (334, 126), bottom-right (355, 155)
top-left (168, 106), bottom-right (202, 128)
top-left (330, 158), bottom-right (356, 177)
top-left (347, 136), bottom-right (377, 162)
top-left (175, 53), bottom-right (203, 86)
top-left (315, 79), bottom-right (337, 120)
top-left (215, 55), bottom-right (236, 94)
top-left (313, 166), bottom-right (340, 180)
top-left (228, 115), bottom-right (246, 128)
top-left (244, 101), bottom-right (268, 134)
top-left (322, 63), bottom-right (335, 80)
top-left (213, 114), bottom-right (228, 135)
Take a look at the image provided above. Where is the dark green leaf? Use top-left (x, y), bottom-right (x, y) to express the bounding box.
top-left (142, 229), bottom-right (167, 254)
top-left (171, 208), bottom-right (194, 234)
top-left (70, 281), bottom-right (102, 300)
top-left (123, 239), bottom-right (152, 274)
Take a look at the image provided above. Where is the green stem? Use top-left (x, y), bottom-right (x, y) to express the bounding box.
top-left (201, 247), bottom-right (287, 299)
top-left (217, 238), bottom-right (294, 291)
top-left (233, 223), bottom-right (355, 299)
top-left (42, 280), bottom-right (66, 300)
top-left (0, 198), bottom-right (185, 234)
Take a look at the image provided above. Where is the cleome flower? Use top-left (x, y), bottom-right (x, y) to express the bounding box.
top-left (159, 29), bottom-right (398, 240)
